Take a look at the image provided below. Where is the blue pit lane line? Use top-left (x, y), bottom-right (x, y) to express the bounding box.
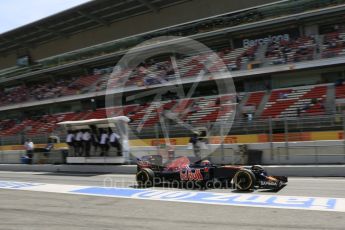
top-left (0, 180), bottom-right (344, 212)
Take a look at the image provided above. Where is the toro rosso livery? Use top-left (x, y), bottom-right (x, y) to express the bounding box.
top-left (136, 155), bottom-right (287, 191)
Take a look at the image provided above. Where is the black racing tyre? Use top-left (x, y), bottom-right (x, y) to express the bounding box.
top-left (233, 169), bottom-right (256, 191)
top-left (136, 168), bottom-right (155, 188)
top-left (184, 181), bottom-right (195, 190)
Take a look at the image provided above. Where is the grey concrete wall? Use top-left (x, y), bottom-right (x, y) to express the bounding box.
top-left (0, 150), bottom-right (64, 164)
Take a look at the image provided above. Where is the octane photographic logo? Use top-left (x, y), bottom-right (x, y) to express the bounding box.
top-left (105, 36), bottom-right (236, 165)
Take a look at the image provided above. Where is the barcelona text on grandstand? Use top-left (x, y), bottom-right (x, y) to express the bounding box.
top-left (243, 34), bottom-right (290, 48)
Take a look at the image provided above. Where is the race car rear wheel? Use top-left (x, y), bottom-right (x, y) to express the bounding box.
top-left (233, 169), bottom-right (255, 191)
top-left (136, 168), bottom-right (155, 188)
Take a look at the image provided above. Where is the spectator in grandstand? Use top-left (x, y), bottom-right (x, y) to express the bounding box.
top-left (311, 98), bottom-right (318, 105)
top-left (283, 53), bottom-right (288, 63)
top-left (138, 64), bottom-right (168, 86)
top-left (75, 130), bottom-right (84, 156)
top-left (159, 62), bottom-right (173, 75)
top-left (99, 129), bottom-right (109, 156)
top-left (190, 103), bottom-right (201, 113)
top-left (335, 79), bottom-right (344, 87)
top-left (302, 102), bottom-right (310, 111)
top-left (215, 97), bottom-right (221, 106)
top-left (82, 129), bottom-right (92, 157)
top-left (264, 81), bottom-right (271, 90)
top-left (162, 91), bottom-right (179, 100)
top-left (24, 139), bottom-right (34, 164)
top-left (247, 113), bottom-right (253, 122)
top-left (297, 108), bottom-right (301, 117)
top-left (66, 130), bottom-right (76, 156)
top-left (236, 95), bottom-right (241, 104)
top-left (318, 99), bottom-right (327, 109)
top-left (279, 92), bottom-right (288, 99)
top-left (143, 74), bottom-right (164, 86)
top-left (109, 130), bottom-right (122, 156)
top-left (316, 44), bottom-right (321, 54)
top-left (164, 64), bottom-right (175, 76)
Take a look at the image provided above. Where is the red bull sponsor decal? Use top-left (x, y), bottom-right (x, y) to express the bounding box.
top-left (180, 169), bottom-right (203, 181)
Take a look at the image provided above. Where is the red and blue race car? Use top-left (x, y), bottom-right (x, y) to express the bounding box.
top-left (136, 155), bottom-right (287, 191)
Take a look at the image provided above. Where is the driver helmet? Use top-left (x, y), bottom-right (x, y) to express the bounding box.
top-left (200, 160), bottom-right (211, 166)
top-left (251, 165), bottom-right (265, 172)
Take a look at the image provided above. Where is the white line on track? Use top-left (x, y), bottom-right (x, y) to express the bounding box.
top-left (288, 178), bottom-right (345, 182)
top-left (0, 171), bottom-right (48, 175)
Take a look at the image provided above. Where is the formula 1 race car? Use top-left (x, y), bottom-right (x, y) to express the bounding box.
top-left (136, 155), bottom-right (287, 191)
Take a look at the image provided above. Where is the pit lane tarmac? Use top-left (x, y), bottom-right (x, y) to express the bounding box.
top-left (0, 171), bottom-right (344, 230)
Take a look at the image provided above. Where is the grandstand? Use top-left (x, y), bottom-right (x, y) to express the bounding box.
top-left (2, 0), bottom-right (345, 148)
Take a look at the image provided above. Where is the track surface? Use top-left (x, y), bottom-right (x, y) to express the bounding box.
top-left (0, 171), bottom-right (344, 230)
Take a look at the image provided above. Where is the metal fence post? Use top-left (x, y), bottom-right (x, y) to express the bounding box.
top-left (343, 113), bottom-right (345, 158)
top-left (0, 136), bottom-right (3, 163)
top-left (315, 145), bottom-right (319, 165)
top-left (284, 117), bottom-right (289, 160)
top-left (154, 123), bottom-right (160, 154)
top-left (268, 117), bottom-right (273, 160)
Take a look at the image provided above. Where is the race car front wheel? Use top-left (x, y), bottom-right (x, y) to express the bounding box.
top-left (233, 169), bottom-right (255, 191)
top-left (136, 168), bottom-right (155, 188)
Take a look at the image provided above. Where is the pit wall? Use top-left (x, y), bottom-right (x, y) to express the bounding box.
top-left (1, 130), bottom-right (344, 152)
top-left (122, 130), bottom-right (345, 146)
top-left (0, 140), bottom-right (344, 165)
top-left (223, 141), bottom-right (345, 165)
top-left (129, 140), bottom-right (345, 165)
